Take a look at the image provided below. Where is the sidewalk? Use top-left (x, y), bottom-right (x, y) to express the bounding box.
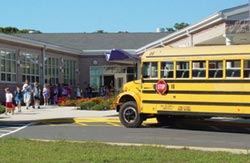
top-left (0, 105), bottom-right (118, 122)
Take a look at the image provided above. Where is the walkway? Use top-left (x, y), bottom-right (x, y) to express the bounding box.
top-left (0, 106), bottom-right (118, 122)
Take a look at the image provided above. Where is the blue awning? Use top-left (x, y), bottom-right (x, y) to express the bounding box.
top-left (105, 49), bottom-right (140, 62)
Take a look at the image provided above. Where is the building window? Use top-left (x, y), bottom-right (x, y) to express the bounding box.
top-left (63, 59), bottom-right (76, 85)
top-left (90, 66), bottom-right (104, 91)
top-left (45, 57), bottom-right (59, 84)
top-left (21, 52), bottom-right (39, 83)
top-left (0, 49), bottom-right (17, 82)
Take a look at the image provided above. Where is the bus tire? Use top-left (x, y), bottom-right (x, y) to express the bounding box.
top-left (119, 101), bottom-right (143, 128)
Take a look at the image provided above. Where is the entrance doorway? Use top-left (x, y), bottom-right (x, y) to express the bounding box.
top-left (104, 75), bottom-right (114, 96)
top-left (104, 75), bottom-right (114, 88)
top-left (103, 74), bottom-right (126, 96)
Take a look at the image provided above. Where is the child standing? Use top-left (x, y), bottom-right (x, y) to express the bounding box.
top-left (5, 88), bottom-right (14, 115)
top-left (43, 84), bottom-right (50, 106)
top-left (22, 81), bottom-right (32, 110)
top-left (14, 86), bottom-right (23, 112)
top-left (52, 84), bottom-right (58, 105)
top-left (33, 82), bottom-right (41, 109)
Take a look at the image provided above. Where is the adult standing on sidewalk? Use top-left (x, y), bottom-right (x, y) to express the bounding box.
top-left (75, 84), bottom-right (82, 99)
top-left (22, 79), bottom-right (32, 110)
top-left (85, 84), bottom-right (93, 99)
top-left (52, 84), bottom-right (58, 105)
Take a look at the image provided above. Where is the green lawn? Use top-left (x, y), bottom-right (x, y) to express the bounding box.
top-left (0, 138), bottom-right (249, 163)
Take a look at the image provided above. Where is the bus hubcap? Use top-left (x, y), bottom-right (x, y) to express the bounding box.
top-left (123, 107), bottom-right (137, 123)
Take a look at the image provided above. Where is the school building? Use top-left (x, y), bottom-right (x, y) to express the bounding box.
top-left (0, 3), bottom-right (249, 102)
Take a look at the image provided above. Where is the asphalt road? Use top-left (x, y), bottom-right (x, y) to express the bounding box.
top-left (6, 118), bottom-right (250, 149)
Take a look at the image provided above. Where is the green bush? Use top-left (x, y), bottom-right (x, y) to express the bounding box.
top-left (76, 98), bottom-right (114, 110)
top-left (77, 101), bottom-right (96, 110)
top-left (102, 100), bottom-right (113, 110)
top-left (91, 104), bottom-right (104, 110)
top-left (0, 105), bottom-right (5, 114)
top-left (91, 100), bottom-right (113, 110)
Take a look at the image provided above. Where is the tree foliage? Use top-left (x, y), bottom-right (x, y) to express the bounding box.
top-left (0, 26), bottom-right (42, 34)
top-left (166, 22), bottom-right (189, 32)
top-left (93, 30), bottom-right (107, 33)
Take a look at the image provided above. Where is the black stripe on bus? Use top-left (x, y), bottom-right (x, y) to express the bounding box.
top-left (157, 110), bottom-right (250, 118)
top-left (145, 53), bottom-right (248, 58)
top-left (142, 90), bottom-right (250, 95)
top-left (142, 79), bottom-right (250, 83)
top-left (142, 100), bottom-right (250, 107)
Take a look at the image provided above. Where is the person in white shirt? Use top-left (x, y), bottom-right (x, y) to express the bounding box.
top-left (5, 87), bottom-right (14, 115)
top-left (43, 84), bottom-right (50, 106)
top-left (22, 79), bottom-right (32, 109)
top-left (75, 84), bottom-right (82, 99)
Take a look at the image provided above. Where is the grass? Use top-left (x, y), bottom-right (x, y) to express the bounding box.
top-left (0, 138), bottom-right (249, 163)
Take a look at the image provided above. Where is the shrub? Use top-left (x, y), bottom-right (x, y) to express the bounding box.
top-left (59, 97), bottom-right (115, 110)
top-left (58, 97), bottom-right (75, 106)
top-left (77, 101), bottom-right (96, 110)
top-left (0, 105), bottom-right (5, 114)
top-left (91, 104), bottom-right (104, 110)
top-left (90, 100), bottom-right (114, 110)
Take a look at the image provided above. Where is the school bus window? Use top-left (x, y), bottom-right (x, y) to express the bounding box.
top-left (226, 60), bottom-right (240, 78)
top-left (244, 60), bottom-right (250, 78)
top-left (142, 62), bottom-right (158, 78)
top-left (176, 61), bottom-right (189, 78)
top-left (161, 62), bottom-right (173, 78)
top-left (192, 61), bottom-right (206, 78)
top-left (209, 60), bottom-right (223, 78)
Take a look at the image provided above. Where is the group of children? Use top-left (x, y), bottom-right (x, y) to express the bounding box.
top-left (4, 86), bottom-right (24, 115)
top-left (4, 80), bottom-right (52, 115)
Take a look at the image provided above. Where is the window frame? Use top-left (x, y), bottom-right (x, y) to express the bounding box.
top-left (0, 49), bottom-right (17, 82)
top-left (142, 62), bottom-right (158, 79)
top-left (176, 61), bottom-right (190, 79)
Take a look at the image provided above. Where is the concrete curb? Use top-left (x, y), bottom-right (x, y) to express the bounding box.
top-left (35, 117), bottom-right (120, 123)
top-left (30, 138), bottom-right (250, 155)
top-left (107, 142), bottom-right (250, 154)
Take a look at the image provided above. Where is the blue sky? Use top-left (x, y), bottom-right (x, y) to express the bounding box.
top-left (0, 0), bottom-right (248, 33)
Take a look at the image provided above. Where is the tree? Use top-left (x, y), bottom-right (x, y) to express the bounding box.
top-left (0, 26), bottom-right (41, 34)
top-left (166, 22), bottom-right (189, 32)
top-left (94, 30), bottom-right (105, 33)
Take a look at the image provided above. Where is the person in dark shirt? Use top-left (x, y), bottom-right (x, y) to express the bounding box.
top-left (85, 84), bottom-right (92, 99)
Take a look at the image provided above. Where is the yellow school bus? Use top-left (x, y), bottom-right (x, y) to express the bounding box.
top-left (114, 45), bottom-right (250, 128)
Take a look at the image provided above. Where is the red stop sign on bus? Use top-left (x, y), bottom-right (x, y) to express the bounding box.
top-left (156, 80), bottom-right (167, 94)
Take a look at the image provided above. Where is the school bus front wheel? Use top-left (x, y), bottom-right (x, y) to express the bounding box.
top-left (119, 101), bottom-right (143, 128)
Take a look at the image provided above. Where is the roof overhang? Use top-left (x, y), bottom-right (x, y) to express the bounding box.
top-left (136, 13), bottom-right (224, 54)
top-left (0, 33), bottom-right (80, 55)
top-left (136, 4), bottom-right (249, 54)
